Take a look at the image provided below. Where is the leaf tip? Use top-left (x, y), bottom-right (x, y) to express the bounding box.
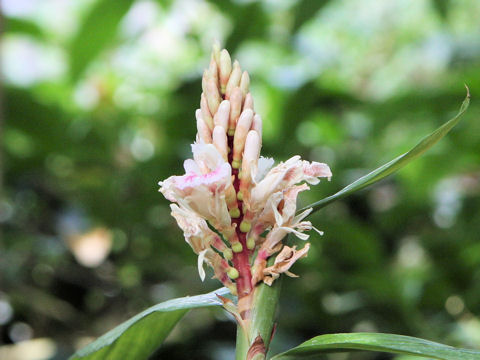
top-left (464, 83), bottom-right (471, 99)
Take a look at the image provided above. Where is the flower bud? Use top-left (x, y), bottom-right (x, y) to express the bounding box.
top-left (240, 130), bottom-right (260, 191)
top-left (233, 109), bottom-right (254, 161)
top-left (252, 114), bottom-right (262, 141)
top-left (200, 93), bottom-right (214, 130)
top-left (212, 126), bottom-right (228, 161)
top-left (227, 267), bottom-right (239, 279)
top-left (219, 49), bottom-right (232, 94)
top-left (196, 110), bottom-right (212, 144)
top-left (240, 71), bottom-right (250, 95)
top-left (208, 58), bottom-right (218, 86)
top-left (225, 60), bottom-right (241, 99)
top-left (212, 41), bottom-right (221, 65)
top-left (240, 220), bottom-right (251, 233)
top-left (214, 100), bottom-right (230, 130)
top-left (243, 93), bottom-right (254, 111)
top-left (232, 242), bottom-right (243, 253)
top-left (228, 87), bottom-right (243, 133)
top-left (206, 79), bottom-right (221, 114)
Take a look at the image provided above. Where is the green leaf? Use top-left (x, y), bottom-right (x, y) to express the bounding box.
top-left (271, 333), bottom-right (480, 360)
top-left (69, 287), bottom-right (230, 360)
top-left (3, 17), bottom-right (46, 39)
top-left (69, 0), bottom-right (134, 81)
top-left (303, 89), bottom-right (470, 215)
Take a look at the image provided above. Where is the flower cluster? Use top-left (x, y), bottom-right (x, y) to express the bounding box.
top-left (159, 44), bottom-right (331, 301)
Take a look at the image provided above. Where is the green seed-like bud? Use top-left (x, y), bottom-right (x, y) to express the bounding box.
top-left (229, 207), bottom-right (240, 218)
top-left (237, 191), bottom-right (243, 201)
top-left (228, 128), bottom-right (235, 136)
top-left (246, 237), bottom-right (255, 250)
top-left (232, 242), bottom-right (243, 253)
top-left (240, 220), bottom-right (251, 233)
top-left (223, 248), bottom-right (233, 261)
top-left (227, 267), bottom-right (239, 280)
top-left (232, 159), bottom-right (241, 169)
top-left (222, 228), bottom-right (234, 239)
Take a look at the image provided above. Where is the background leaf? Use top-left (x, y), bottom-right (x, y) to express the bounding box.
top-left (303, 90), bottom-right (470, 215)
top-left (69, 287), bottom-right (230, 360)
top-left (69, 0), bottom-right (134, 81)
top-left (271, 333), bottom-right (480, 360)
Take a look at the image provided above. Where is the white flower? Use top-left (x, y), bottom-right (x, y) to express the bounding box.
top-left (159, 144), bottom-right (232, 229)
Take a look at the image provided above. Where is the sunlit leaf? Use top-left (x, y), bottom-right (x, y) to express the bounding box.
top-left (69, 287), bottom-right (230, 360)
top-left (303, 89), bottom-right (470, 215)
top-left (271, 333), bottom-right (480, 360)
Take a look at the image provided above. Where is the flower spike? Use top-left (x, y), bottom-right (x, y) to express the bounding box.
top-left (158, 44), bottom-right (331, 310)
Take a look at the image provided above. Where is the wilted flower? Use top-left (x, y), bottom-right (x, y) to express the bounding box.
top-left (158, 44), bottom-right (331, 306)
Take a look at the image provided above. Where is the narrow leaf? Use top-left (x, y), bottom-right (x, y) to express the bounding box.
top-left (69, 287), bottom-right (230, 360)
top-left (69, 0), bottom-right (134, 81)
top-left (271, 333), bottom-right (480, 360)
top-left (303, 89), bottom-right (470, 215)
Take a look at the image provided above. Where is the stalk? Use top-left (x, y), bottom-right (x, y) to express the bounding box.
top-left (235, 266), bottom-right (282, 359)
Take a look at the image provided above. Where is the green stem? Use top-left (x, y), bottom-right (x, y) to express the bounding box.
top-left (235, 276), bottom-right (282, 359)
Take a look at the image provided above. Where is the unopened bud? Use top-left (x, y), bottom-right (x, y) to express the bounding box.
top-left (206, 79), bottom-right (221, 114)
top-left (200, 93), bottom-right (214, 130)
top-left (212, 41), bottom-right (221, 65)
top-left (243, 93), bottom-right (254, 111)
top-left (229, 207), bottom-right (240, 218)
top-left (223, 248), bottom-right (233, 261)
top-left (237, 191), bottom-right (243, 201)
top-left (227, 267), bottom-right (239, 279)
top-left (252, 114), bottom-right (262, 142)
top-left (241, 130), bottom-right (260, 188)
top-left (232, 242), bottom-right (243, 253)
top-left (233, 109), bottom-right (254, 161)
top-left (232, 159), bottom-right (241, 169)
top-left (229, 87), bottom-right (243, 131)
top-left (208, 58), bottom-right (218, 85)
top-left (225, 60), bottom-right (242, 99)
top-left (247, 237), bottom-right (256, 250)
top-left (196, 110), bottom-right (212, 144)
top-left (214, 100), bottom-right (230, 130)
top-left (240, 71), bottom-right (250, 95)
top-left (219, 49), bottom-right (232, 94)
top-left (212, 126), bottom-right (228, 161)
top-left (240, 220), bottom-right (251, 233)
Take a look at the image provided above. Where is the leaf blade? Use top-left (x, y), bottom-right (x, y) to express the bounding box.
top-left (69, 287), bottom-right (230, 360)
top-left (271, 333), bottom-right (480, 360)
top-left (303, 90), bottom-right (470, 215)
top-left (69, 0), bottom-right (134, 81)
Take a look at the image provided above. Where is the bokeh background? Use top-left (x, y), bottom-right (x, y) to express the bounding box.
top-left (1, 0), bottom-right (480, 359)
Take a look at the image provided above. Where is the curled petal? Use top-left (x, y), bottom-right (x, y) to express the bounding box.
top-left (198, 249), bottom-right (208, 281)
top-left (262, 244), bottom-right (310, 286)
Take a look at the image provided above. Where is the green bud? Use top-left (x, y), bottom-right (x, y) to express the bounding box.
top-left (228, 128), bottom-right (235, 136)
top-left (246, 237), bottom-right (256, 250)
top-left (229, 207), bottom-right (240, 218)
top-left (227, 267), bottom-right (239, 280)
top-left (223, 248), bottom-right (233, 261)
top-left (240, 220), bottom-right (251, 233)
top-left (232, 159), bottom-right (241, 169)
top-left (237, 191), bottom-right (243, 201)
top-left (232, 242), bottom-right (243, 253)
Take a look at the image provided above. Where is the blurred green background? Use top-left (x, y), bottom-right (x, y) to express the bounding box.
top-left (1, 0), bottom-right (479, 359)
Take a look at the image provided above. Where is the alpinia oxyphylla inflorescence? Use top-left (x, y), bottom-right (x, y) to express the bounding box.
top-left (158, 43), bottom-right (332, 319)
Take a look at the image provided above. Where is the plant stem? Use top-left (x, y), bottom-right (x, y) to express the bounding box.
top-left (235, 275), bottom-right (282, 359)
